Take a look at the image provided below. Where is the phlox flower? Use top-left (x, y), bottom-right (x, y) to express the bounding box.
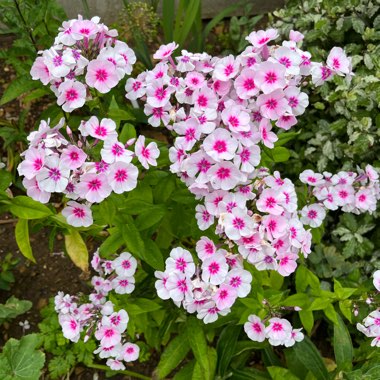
top-left (59, 314), bottom-right (81, 342)
top-left (197, 301), bottom-right (230, 324)
top-left (277, 251), bottom-right (298, 276)
top-left (144, 103), bottom-right (171, 127)
top-left (226, 268), bottom-right (252, 297)
top-left (355, 189), bottom-right (377, 212)
top-left (76, 173), bottom-right (112, 202)
top-left (182, 150), bottom-right (214, 183)
top-left (327, 47), bottom-right (351, 76)
top-left (193, 85), bottom-right (218, 111)
top-left (30, 57), bottom-right (51, 85)
top-left (57, 80), bottom-right (86, 112)
top-left (60, 145), bottom-right (87, 169)
top-left (22, 178), bottom-right (51, 204)
top-left (119, 342), bottom-right (140, 362)
top-left (126, 76), bottom-right (146, 100)
top-left (18, 147), bottom-right (45, 180)
top-left (203, 128), bottom-right (238, 162)
top-left (111, 276), bottom-right (135, 294)
top-left (135, 135), bottom-right (160, 169)
top-left (256, 90), bottom-right (289, 120)
top-left (196, 237), bottom-right (216, 260)
top-left (222, 208), bottom-right (255, 240)
top-left (36, 155), bottom-right (70, 193)
top-left (261, 215), bottom-right (287, 240)
top-left (256, 188), bottom-right (285, 215)
top-left (273, 46), bottom-right (302, 75)
top-left (146, 80), bottom-right (173, 108)
top-left (106, 359), bottom-right (125, 371)
top-left (289, 30), bottom-right (304, 43)
top-left (173, 118), bottom-right (202, 151)
top-left (165, 247), bottom-right (195, 277)
top-left (201, 253), bottom-right (228, 285)
top-left (334, 185), bottom-right (355, 207)
top-left (62, 201), bottom-right (93, 227)
top-left (94, 344), bottom-right (123, 359)
top-left (299, 169), bottom-right (324, 186)
top-left (165, 272), bottom-right (192, 302)
top-left (265, 318), bottom-right (293, 346)
top-left (185, 71), bottom-right (205, 89)
top-left (195, 204), bottom-right (214, 231)
top-left (153, 42), bottom-right (179, 60)
top-left (101, 139), bottom-right (133, 164)
top-left (300, 203), bottom-right (326, 228)
top-left (106, 310), bottom-right (129, 333)
top-left (82, 116), bottom-right (117, 140)
top-left (108, 162), bottom-right (138, 193)
top-left (276, 114), bottom-right (297, 130)
top-left (213, 284), bottom-right (237, 310)
top-left (254, 62), bottom-right (286, 94)
top-left (85, 59), bottom-right (119, 93)
top-left (112, 252), bottom-right (137, 277)
top-left (95, 325), bottom-right (121, 348)
top-left (284, 86), bottom-right (309, 116)
top-left (284, 328), bottom-right (304, 347)
top-left (310, 63), bottom-right (333, 86)
top-left (234, 68), bottom-right (259, 99)
top-left (246, 29), bottom-right (278, 49)
top-left (213, 55), bottom-right (239, 81)
top-left (154, 271), bottom-right (171, 300)
top-left (244, 314), bottom-right (266, 342)
top-left (221, 105), bottom-right (251, 132)
top-left (71, 18), bottom-right (99, 40)
top-left (208, 161), bottom-right (246, 190)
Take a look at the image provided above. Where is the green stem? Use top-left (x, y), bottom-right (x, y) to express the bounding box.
top-left (87, 363), bottom-right (151, 380)
top-left (13, 0), bottom-right (38, 52)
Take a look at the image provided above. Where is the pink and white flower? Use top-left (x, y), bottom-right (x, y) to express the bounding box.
top-left (135, 135), bottom-right (160, 169)
top-left (300, 203), bottom-right (326, 228)
top-left (85, 59), bottom-right (119, 93)
top-left (76, 173), bottom-right (112, 202)
top-left (36, 155), bottom-right (70, 193)
top-left (108, 162), bottom-right (138, 194)
top-left (112, 252), bottom-right (137, 277)
top-left (62, 201), bottom-right (93, 227)
top-left (244, 314), bottom-right (266, 342)
top-left (57, 80), bottom-right (86, 112)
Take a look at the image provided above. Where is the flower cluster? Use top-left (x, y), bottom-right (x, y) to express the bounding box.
top-left (127, 29), bottom-right (358, 279)
top-left (17, 117), bottom-right (159, 227)
top-left (155, 244), bottom-right (252, 323)
top-left (357, 270), bottom-right (380, 347)
top-left (55, 250), bottom-right (140, 370)
top-left (30, 15), bottom-right (136, 112)
top-left (299, 166), bottom-right (380, 227)
top-left (244, 314), bottom-right (304, 347)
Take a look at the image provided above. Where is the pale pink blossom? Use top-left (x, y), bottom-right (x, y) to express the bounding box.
top-left (112, 252), bottom-right (137, 277)
top-left (153, 42), bottom-right (179, 60)
top-left (36, 155), bottom-right (70, 193)
top-left (86, 59), bottom-right (119, 93)
top-left (62, 201), bottom-right (93, 227)
top-left (244, 314), bottom-right (266, 342)
top-left (76, 173), bottom-right (112, 202)
top-left (201, 253), bottom-right (228, 285)
top-left (135, 135), bottom-right (160, 169)
top-left (57, 80), bottom-right (86, 112)
top-left (300, 204), bottom-right (326, 228)
top-left (246, 29), bottom-right (278, 49)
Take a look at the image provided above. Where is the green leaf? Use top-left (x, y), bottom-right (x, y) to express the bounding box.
top-left (135, 206), bottom-right (166, 231)
top-left (0, 77), bottom-right (40, 105)
top-left (291, 336), bottom-right (329, 380)
top-left (142, 239), bottom-right (164, 271)
top-left (8, 196), bottom-right (53, 219)
top-left (323, 304), bottom-right (339, 325)
top-left (272, 147), bottom-right (290, 162)
top-left (64, 229), bottom-right (89, 272)
top-left (268, 366), bottom-right (300, 380)
top-left (216, 324), bottom-right (241, 377)
top-left (0, 297), bottom-right (32, 324)
top-left (232, 367), bottom-right (271, 380)
top-left (162, 0), bottom-right (175, 42)
top-left (0, 170), bottom-right (12, 191)
top-left (98, 227), bottom-right (123, 257)
top-left (119, 123), bottom-right (136, 143)
top-left (333, 313), bottom-right (353, 371)
top-left (121, 219), bottom-right (145, 256)
top-left (154, 334), bottom-right (190, 379)
top-left (0, 334), bottom-right (45, 380)
top-left (186, 317), bottom-right (210, 378)
top-left (299, 310), bottom-right (314, 335)
top-left (154, 175), bottom-right (176, 204)
top-left (15, 219), bottom-right (35, 263)
top-left (282, 294), bottom-right (310, 309)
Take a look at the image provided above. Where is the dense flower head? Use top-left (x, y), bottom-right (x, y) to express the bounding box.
top-left (244, 314), bottom-right (304, 347)
top-left (357, 270), bottom-right (380, 347)
top-left (155, 245), bottom-right (252, 323)
top-left (129, 28), bottom-right (364, 286)
top-left (55, 250), bottom-right (139, 369)
top-left (30, 15), bottom-right (136, 111)
top-left (17, 117), bottom-right (158, 227)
